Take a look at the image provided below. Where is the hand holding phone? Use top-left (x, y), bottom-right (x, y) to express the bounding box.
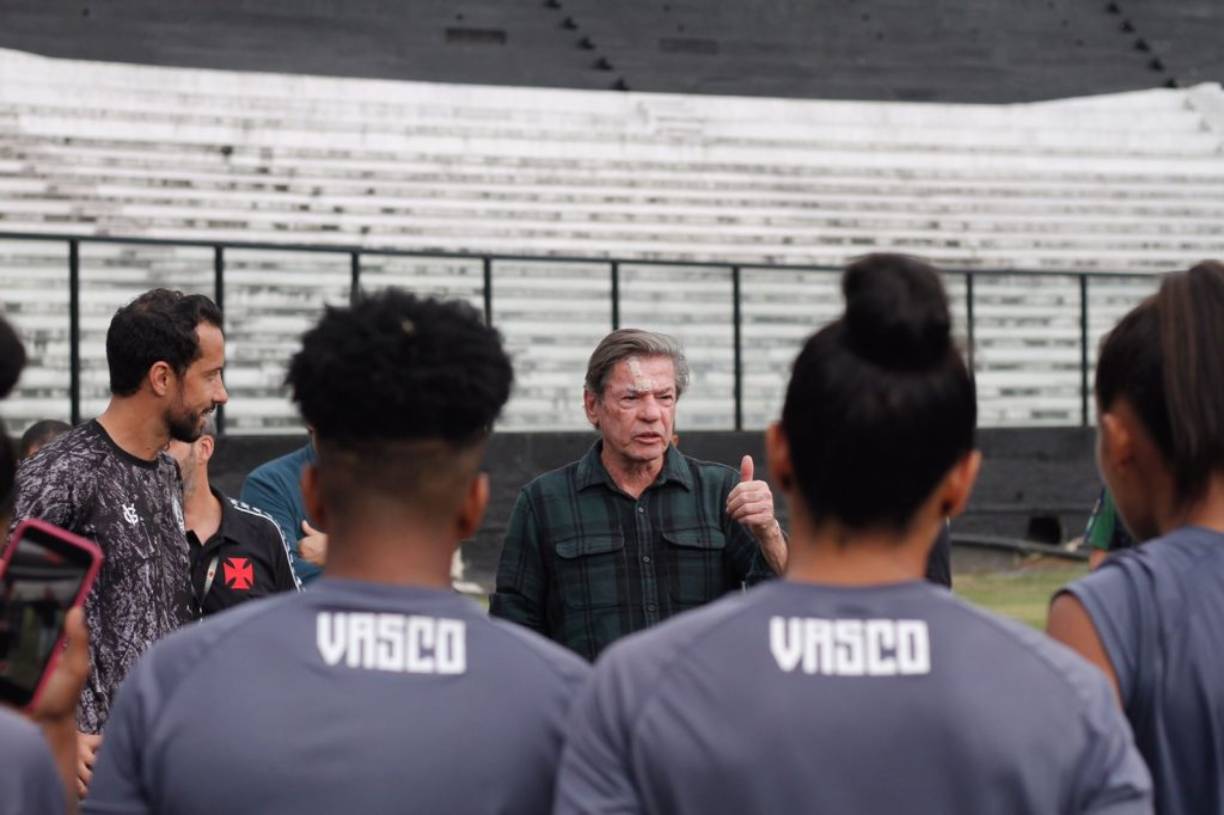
top-left (0, 519), bottom-right (99, 806)
top-left (0, 519), bottom-right (101, 711)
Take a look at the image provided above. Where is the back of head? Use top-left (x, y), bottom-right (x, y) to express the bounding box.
top-left (19, 419), bottom-right (72, 459)
top-left (1096, 261), bottom-right (1224, 502)
top-left (286, 290), bottom-right (513, 517)
top-left (781, 254), bottom-right (976, 530)
top-left (107, 289), bottom-right (223, 396)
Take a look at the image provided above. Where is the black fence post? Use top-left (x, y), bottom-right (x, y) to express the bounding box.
top-left (965, 271), bottom-right (976, 378)
top-left (1080, 274), bottom-right (1090, 427)
top-left (213, 245), bottom-right (226, 435)
top-left (483, 257), bottom-right (493, 325)
top-left (68, 240), bottom-right (81, 426)
top-left (732, 265), bottom-right (743, 432)
top-left (610, 261), bottom-right (620, 330)
top-left (350, 251), bottom-right (361, 304)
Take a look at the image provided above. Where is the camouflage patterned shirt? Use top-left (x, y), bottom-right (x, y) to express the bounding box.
top-left (13, 420), bottom-right (196, 733)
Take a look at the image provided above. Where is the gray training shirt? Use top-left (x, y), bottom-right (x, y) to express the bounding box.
top-left (0, 709), bottom-right (65, 815)
top-left (1062, 526), bottom-right (1224, 815)
top-left (84, 578), bottom-right (590, 815)
top-left (556, 580), bottom-right (1152, 815)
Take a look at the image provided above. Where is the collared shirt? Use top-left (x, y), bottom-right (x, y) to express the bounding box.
top-left (490, 442), bottom-right (775, 660)
top-left (189, 487), bottom-right (300, 616)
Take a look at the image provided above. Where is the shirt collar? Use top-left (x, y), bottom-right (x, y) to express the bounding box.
top-left (575, 440), bottom-right (693, 493)
top-left (195, 486), bottom-right (237, 550)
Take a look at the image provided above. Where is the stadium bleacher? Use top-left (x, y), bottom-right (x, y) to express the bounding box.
top-left (0, 47), bottom-right (1220, 433)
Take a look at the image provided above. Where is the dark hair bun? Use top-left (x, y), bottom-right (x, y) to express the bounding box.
top-left (842, 253), bottom-right (952, 371)
top-left (0, 315), bottom-right (26, 400)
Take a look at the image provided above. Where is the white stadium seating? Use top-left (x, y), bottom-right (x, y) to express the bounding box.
top-left (0, 47), bottom-right (1220, 432)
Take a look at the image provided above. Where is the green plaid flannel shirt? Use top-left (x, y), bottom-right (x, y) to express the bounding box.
top-left (490, 442), bottom-right (776, 660)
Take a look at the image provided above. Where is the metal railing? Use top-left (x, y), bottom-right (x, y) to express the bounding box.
top-left (0, 230), bottom-right (1162, 432)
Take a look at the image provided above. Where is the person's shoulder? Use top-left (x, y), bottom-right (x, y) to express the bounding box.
top-left (520, 457), bottom-right (584, 498)
top-left (1074, 526), bottom-right (1224, 615)
top-left (942, 592), bottom-right (1118, 707)
top-left (0, 707), bottom-right (50, 760)
top-left (245, 443), bottom-right (313, 484)
top-left (598, 588), bottom-right (758, 681)
top-left (223, 493), bottom-right (286, 540)
top-left (18, 422), bottom-right (106, 477)
top-left (673, 451), bottom-right (737, 486)
top-left (142, 591), bottom-right (302, 676)
top-left (14, 424), bottom-right (108, 508)
top-left (0, 709), bottom-right (62, 810)
top-left (484, 614), bottom-right (591, 686)
top-left (1140, 525), bottom-right (1224, 569)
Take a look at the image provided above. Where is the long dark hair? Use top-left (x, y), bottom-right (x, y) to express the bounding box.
top-left (1096, 261), bottom-right (1224, 502)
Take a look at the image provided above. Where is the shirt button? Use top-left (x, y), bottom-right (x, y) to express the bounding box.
top-left (637, 507), bottom-right (645, 514)
top-left (646, 603), bottom-right (657, 612)
top-left (642, 555), bottom-right (651, 563)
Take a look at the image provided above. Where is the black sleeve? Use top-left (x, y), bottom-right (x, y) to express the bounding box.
top-left (924, 524), bottom-right (952, 588)
top-left (258, 516), bottom-right (302, 592)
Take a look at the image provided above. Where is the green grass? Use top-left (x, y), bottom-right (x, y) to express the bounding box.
top-left (954, 561), bottom-right (1089, 629)
top-left (466, 559), bottom-right (1090, 630)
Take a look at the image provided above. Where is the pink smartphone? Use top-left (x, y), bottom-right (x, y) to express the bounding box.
top-left (0, 519), bottom-right (102, 710)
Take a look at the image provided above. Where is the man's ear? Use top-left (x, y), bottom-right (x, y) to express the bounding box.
top-left (457, 472), bottom-right (490, 541)
top-left (148, 361), bottom-right (174, 398)
top-left (765, 422), bottom-right (793, 492)
top-left (300, 464), bottom-right (327, 533)
top-left (937, 450), bottom-right (982, 519)
top-left (197, 435), bottom-right (216, 465)
top-left (582, 389), bottom-right (600, 429)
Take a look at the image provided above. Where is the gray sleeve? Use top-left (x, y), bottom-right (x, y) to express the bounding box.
top-left (553, 655), bottom-right (643, 815)
top-left (1071, 669), bottom-right (1153, 815)
top-left (1061, 562), bottom-right (1146, 707)
top-left (82, 658), bottom-right (155, 815)
top-left (0, 713), bottom-right (67, 815)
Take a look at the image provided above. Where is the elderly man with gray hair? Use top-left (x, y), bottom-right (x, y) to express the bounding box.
top-left (491, 329), bottom-right (786, 660)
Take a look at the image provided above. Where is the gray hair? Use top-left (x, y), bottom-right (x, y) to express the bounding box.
top-left (200, 414), bottom-right (218, 439)
top-left (584, 329), bottom-right (690, 398)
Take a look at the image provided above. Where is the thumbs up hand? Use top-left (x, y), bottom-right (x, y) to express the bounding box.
top-left (299, 520), bottom-right (328, 567)
top-left (725, 455), bottom-right (787, 573)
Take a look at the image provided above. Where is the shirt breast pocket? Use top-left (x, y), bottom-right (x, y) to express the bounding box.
top-left (662, 526), bottom-right (727, 606)
top-left (554, 532), bottom-right (625, 610)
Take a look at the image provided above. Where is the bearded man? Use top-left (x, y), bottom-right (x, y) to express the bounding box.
top-left (13, 288), bottom-right (228, 797)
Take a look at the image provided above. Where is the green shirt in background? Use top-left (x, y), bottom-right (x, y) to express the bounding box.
top-left (490, 442), bottom-right (775, 661)
top-left (1085, 489), bottom-right (1136, 552)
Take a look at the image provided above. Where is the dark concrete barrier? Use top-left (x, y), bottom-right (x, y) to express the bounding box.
top-left (212, 426), bottom-right (1102, 589)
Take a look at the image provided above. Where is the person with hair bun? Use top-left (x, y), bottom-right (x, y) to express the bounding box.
top-left (555, 254), bottom-right (1151, 814)
top-left (1050, 260), bottom-right (1224, 815)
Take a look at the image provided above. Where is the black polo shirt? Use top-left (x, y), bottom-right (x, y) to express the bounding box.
top-left (189, 488), bottom-right (300, 617)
